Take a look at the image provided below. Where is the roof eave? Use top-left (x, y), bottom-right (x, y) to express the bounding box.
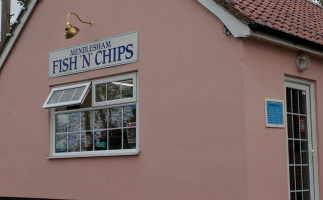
top-left (251, 30), bottom-right (323, 57)
top-left (197, 0), bottom-right (251, 37)
top-left (197, 0), bottom-right (323, 57)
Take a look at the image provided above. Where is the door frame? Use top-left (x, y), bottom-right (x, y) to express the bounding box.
top-left (285, 77), bottom-right (319, 200)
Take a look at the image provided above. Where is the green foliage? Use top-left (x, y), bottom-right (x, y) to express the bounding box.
top-left (17, 0), bottom-right (30, 7)
top-left (9, 0), bottom-right (31, 30)
top-left (318, 0), bottom-right (323, 5)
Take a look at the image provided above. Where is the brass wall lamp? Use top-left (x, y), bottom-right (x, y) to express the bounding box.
top-left (65, 12), bottom-right (93, 39)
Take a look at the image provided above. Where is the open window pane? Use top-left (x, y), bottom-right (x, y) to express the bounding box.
top-left (43, 82), bottom-right (91, 109)
top-left (71, 86), bottom-right (87, 101)
top-left (48, 90), bottom-right (64, 104)
top-left (58, 88), bottom-right (77, 103)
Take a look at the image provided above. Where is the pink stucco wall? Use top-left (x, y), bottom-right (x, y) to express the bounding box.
top-left (241, 37), bottom-right (323, 200)
top-left (0, 0), bottom-right (322, 200)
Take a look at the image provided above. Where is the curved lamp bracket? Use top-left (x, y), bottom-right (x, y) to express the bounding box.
top-left (65, 12), bottom-right (93, 39)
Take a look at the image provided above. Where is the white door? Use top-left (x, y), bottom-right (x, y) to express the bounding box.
top-left (285, 79), bottom-right (318, 200)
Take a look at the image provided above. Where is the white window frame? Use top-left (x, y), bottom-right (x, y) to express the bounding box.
top-left (43, 82), bottom-right (91, 109)
top-left (47, 73), bottom-right (139, 159)
top-left (92, 73), bottom-right (137, 107)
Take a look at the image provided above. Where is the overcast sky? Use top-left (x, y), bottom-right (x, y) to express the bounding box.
top-left (11, 0), bottom-right (23, 23)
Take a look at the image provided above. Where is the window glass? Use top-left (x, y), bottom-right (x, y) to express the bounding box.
top-left (54, 105), bottom-right (136, 154)
top-left (120, 79), bottom-right (133, 98)
top-left (50, 73), bottom-right (137, 157)
top-left (109, 107), bottom-right (122, 128)
top-left (58, 88), bottom-right (77, 103)
top-left (124, 128), bottom-right (136, 149)
top-left (43, 82), bottom-right (90, 109)
top-left (123, 105), bottom-right (136, 127)
top-left (55, 133), bottom-right (67, 153)
top-left (81, 132), bottom-right (93, 151)
top-left (68, 132), bottom-right (81, 152)
top-left (94, 130), bottom-right (108, 150)
top-left (71, 86), bottom-right (87, 101)
top-left (95, 83), bottom-right (107, 102)
top-left (107, 82), bottom-right (121, 100)
top-left (48, 90), bottom-right (64, 104)
top-left (92, 74), bottom-right (136, 107)
top-left (109, 129), bottom-right (122, 150)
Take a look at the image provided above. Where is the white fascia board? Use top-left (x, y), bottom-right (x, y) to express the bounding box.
top-left (197, 0), bottom-right (251, 37)
top-left (251, 31), bottom-right (323, 57)
top-left (0, 0), bottom-right (38, 71)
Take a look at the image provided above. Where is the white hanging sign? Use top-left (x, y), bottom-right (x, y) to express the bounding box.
top-left (49, 31), bottom-right (138, 78)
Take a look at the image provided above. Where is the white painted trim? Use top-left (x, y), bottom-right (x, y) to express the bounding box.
top-left (0, 0), bottom-right (38, 71)
top-left (285, 77), bottom-right (315, 86)
top-left (251, 31), bottom-right (323, 57)
top-left (310, 83), bottom-right (319, 200)
top-left (48, 150), bottom-right (140, 159)
top-left (196, 0), bottom-right (250, 37)
top-left (136, 72), bottom-right (140, 155)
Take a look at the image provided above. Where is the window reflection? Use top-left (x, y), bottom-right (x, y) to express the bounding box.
top-left (123, 105), bottom-right (136, 127)
top-left (107, 82), bottom-right (121, 100)
top-left (68, 132), bottom-right (80, 152)
top-left (95, 79), bottom-right (133, 102)
top-left (124, 128), bottom-right (136, 149)
top-left (56, 114), bottom-right (68, 133)
top-left (68, 112), bottom-right (81, 132)
top-left (94, 109), bottom-right (107, 129)
top-left (55, 133), bottom-right (67, 153)
top-left (109, 107), bottom-right (122, 128)
top-left (95, 83), bottom-right (107, 102)
top-left (55, 105), bottom-right (136, 153)
top-left (81, 111), bottom-right (93, 131)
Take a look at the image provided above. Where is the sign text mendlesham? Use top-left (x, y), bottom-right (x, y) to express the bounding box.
top-left (49, 31), bottom-right (138, 78)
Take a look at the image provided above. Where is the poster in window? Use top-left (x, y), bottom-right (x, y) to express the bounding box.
top-left (300, 117), bottom-right (305, 133)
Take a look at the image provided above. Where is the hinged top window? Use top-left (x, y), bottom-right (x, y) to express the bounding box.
top-left (43, 82), bottom-right (91, 109)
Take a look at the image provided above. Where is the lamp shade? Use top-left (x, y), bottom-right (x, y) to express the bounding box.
top-left (65, 22), bottom-right (80, 39)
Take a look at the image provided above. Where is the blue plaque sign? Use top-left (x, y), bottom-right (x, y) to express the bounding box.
top-left (265, 99), bottom-right (284, 128)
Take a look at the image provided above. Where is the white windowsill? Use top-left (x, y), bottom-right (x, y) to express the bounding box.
top-left (47, 150), bottom-right (140, 159)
